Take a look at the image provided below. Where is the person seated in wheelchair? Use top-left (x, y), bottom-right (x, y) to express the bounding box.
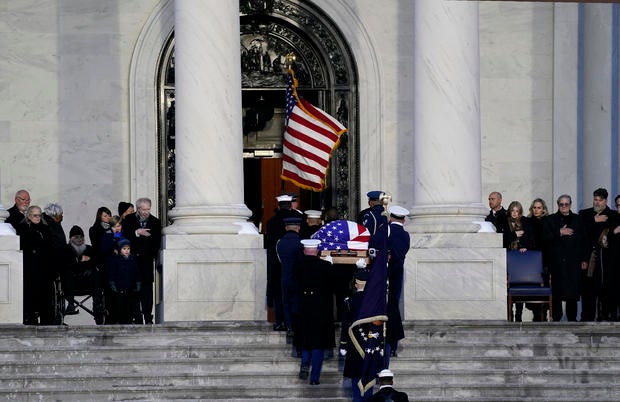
top-left (106, 239), bottom-right (141, 324)
top-left (61, 225), bottom-right (103, 315)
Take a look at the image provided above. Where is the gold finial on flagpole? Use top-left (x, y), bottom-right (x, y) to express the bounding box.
top-left (285, 52), bottom-right (296, 69)
top-left (380, 193), bottom-right (392, 217)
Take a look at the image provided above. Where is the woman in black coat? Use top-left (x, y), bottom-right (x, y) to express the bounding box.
top-left (17, 205), bottom-right (54, 325)
top-left (526, 198), bottom-right (551, 320)
top-left (88, 206), bottom-right (112, 266)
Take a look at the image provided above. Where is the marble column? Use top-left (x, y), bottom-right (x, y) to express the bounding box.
top-left (406, 0), bottom-right (506, 320)
top-left (161, 0), bottom-right (266, 321)
top-left (581, 4), bottom-right (614, 205)
top-left (0, 204), bottom-right (23, 324)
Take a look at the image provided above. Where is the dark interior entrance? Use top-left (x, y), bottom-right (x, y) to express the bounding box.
top-left (243, 158), bottom-right (328, 234)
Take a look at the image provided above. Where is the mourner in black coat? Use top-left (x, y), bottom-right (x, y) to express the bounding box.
top-left (543, 195), bottom-right (588, 321)
top-left (294, 239), bottom-right (335, 385)
top-left (17, 206), bottom-right (54, 325)
top-left (61, 225), bottom-right (102, 317)
top-left (6, 189), bottom-right (31, 230)
top-left (106, 239), bottom-right (141, 324)
top-left (579, 188), bottom-right (615, 321)
top-left (122, 198), bottom-right (161, 324)
top-left (485, 192), bottom-right (509, 234)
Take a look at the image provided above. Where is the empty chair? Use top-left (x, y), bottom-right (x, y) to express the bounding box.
top-left (507, 250), bottom-right (552, 322)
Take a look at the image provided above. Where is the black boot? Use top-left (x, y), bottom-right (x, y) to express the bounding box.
top-left (64, 301), bottom-right (79, 315)
top-left (299, 364), bottom-right (310, 380)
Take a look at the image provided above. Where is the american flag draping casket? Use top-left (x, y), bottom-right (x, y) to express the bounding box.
top-left (311, 220), bottom-right (371, 263)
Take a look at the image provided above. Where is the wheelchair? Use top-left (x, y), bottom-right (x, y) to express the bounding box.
top-left (58, 268), bottom-right (107, 325)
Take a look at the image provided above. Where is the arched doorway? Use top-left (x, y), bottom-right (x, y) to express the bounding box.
top-left (155, 0), bottom-right (359, 229)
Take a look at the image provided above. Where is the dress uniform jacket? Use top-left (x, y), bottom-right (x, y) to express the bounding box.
top-left (276, 230), bottom-right (303, 315)
top-left (386, 222), bottom-right (410, 347)
top-left (367, 385), bottom-right (409, 402)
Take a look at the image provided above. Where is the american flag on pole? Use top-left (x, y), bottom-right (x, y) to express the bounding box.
top-left (311, 220), bottom-right (371, 251)
top-left (281, 68), bottom-right (347, 191)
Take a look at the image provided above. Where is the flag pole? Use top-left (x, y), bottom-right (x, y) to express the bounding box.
top-left (285, 52), bottom-right (296, 70)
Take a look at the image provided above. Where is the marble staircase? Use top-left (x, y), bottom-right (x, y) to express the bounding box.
top-left (2, 321), bottom-right (620, 401)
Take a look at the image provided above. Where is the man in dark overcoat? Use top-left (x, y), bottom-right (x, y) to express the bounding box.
top-left (122, 197), bottom-right (161, 324)
top-left (7, 189), bottom-right (30, 229)
top-left (579, 188), bottom-right (614, 321)
top-left (608, 195), bottom-right (620, 320)
top-left (294, 239), bottom-right (335, 385)
top-left (385, 206), bottom-right (410, 366)
top-left (485, 191), bottom-right (509, 234)
top-left (543, 195), bottom-right (589, 321)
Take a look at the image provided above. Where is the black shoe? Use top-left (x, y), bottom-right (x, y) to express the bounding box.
top-left (309, 380), bottom-right (320, 385)
top-left (273, 323), bottom-right (287, 331)
top-left (299, 365), bottom-right (310, 380)
top-left (390, 349), bottom-right (398, 357)
top-left (64, 304), bottom-right (79, 315)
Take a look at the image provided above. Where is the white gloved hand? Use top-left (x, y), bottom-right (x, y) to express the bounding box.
top-left (339, 348), bottom-right (347, 356)
top-left (324, 255), bottom-right (334, 264)
top-left (355, 258), bottom-right (367, 269)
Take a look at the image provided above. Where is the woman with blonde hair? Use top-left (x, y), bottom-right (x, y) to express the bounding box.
top-left (526, 198), bottom-right (550, 321)
top-left (504, 200), bottom-right (535, 322)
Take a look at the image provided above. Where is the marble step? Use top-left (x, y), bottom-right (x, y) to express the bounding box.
top-left (2, 380), bottom-right (620, 401)
top-left (3, 367), bottom-right (620, 389)
top-left (4, 355), bottom-right (620, 375)
top-left (0, 383), bottom-right (351, 401)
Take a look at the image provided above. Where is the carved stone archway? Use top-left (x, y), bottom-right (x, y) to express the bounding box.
top-left (129, 0), bottom-right (384, 222)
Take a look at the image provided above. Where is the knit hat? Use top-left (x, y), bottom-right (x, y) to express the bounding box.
top-left (69, 225), bottom-right (84, 238)
top-left (117, 238), bottom-right (131, 249)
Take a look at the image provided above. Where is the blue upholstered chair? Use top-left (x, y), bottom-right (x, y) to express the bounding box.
top-left (506, 250), bottom-right (552, 321)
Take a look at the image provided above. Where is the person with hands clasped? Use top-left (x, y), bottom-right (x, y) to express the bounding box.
top-left (106, 239), bottom-right (141, 324)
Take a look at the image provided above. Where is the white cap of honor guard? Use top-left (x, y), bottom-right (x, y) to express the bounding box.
top-left (389, 205), bottom-right (409, 219)
top-left (378, 369), bottom-right (394, 378)
top-left (276, 194), bottom-right (293, 202)
top-left (300, 239), bottom-right (321, 248)
top-left (304, 210), bottom-right (322, 219)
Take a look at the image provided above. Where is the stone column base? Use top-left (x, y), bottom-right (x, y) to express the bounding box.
top-left (405, 233), bottom-right (507, 320)
top-left (0, 234), bottom-right (23, 324)
top-left (161, 233), bottom-right (266, 321)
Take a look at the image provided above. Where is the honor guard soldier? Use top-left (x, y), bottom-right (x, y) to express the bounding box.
top-left (385, 206), bottom-right (410, 366)
top-left (276, 217), bottom-right (304, 337)
top-left (301, 209), bottom-right (323, 239)
top-left (265, 194), bottom-right (299, 331)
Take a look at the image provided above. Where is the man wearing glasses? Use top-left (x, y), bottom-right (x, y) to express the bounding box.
top-left (579, 188), bottom-right (614, 321)
top-left (543, 195), bottom-right (588, 322)
top-left (6, 189), bottom-right (31, 230)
